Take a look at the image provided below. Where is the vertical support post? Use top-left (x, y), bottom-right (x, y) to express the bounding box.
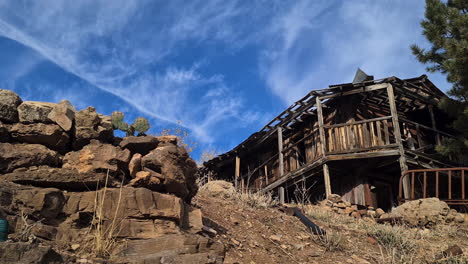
top-left (277, 127), bottom-right (284, 176)
top-left (235, 155), bottom-right (240, 190)
top-left (316, 96), bottom-right (332, 198)
top-left (387, 83), bottom-right (410, 199)
top-left (323, 163), bottom-right (332, 198)
top-left (279, 186), bottom-right (285, 204)
top-left (428, 105), bottom-right (441, 145)
top-left (264, 165), bottom-right (268, 185)
top-left (462, 169), bottom-right (465, 200)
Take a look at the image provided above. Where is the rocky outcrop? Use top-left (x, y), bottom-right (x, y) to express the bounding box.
top-left (47, 100), bottom-right (75, 131)
top-left (0, 143), bottom-right (60, 173)
top-left (10, 123), bottom-right (70, 153)
top-left (0, 89), bottom-right (22, 123)
top-left (17, 101), bottom-right (55, 123)
top-left (0, 88), bottom-right (216, 263)
top-left (73, 107), bottom-right (114, 149)
top-left (198, 180), bottom-right (235, 198)
top-left (141, 143), bottom-right (198, 201)
top-left (63, 141), bottom-right (130, 175)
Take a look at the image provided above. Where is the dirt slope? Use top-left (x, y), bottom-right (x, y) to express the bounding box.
top-left (193, 185), bottom-right (468, 264)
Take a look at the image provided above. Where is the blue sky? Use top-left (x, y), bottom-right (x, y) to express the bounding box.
top-left (0, 0), bottom-right (451, 161)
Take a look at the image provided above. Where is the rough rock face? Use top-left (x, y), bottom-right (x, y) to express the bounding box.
top-left (63, 141), bottom-right (130, 175)
top-left (0, 242), bottom-right (64, 264)
top-left (10, 123), bottom-right (70, 153)
top-left (0, 122), bottom-right (10, 142)
top-left (0, 143), bottom-right (60, 173)
top-left (142, 144), bottom-right (198, 201)
top-left (47, 100), bottom-right (75, 131)
top-left (391, 198), bottom-right (450, 227)
top-left (3, 167), bottom-right (112, 191)
top-left (128, 153), bottom-right (142, 178)
top-left (112, 234), bottom-right (225, 264)
top-left (18, 101), bottom-right (55, 123)
top-left (0, 89), bottom-right (22, 123)
top-left (119, 136), bottom-right (159, 155)
top-left (73, 107), bottom-right (113, 149)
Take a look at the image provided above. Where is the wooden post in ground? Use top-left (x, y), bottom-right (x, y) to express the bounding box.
top-left (428, 105), bottom-right (441, 145)
top-left (386, 83), bottom-right (410, 199)
top-left (279, 186), bottom-right (285, 204)
top-left (316, 96), bottom-right (332, 198)
top-left (235, 155), bottom-right (240, 190)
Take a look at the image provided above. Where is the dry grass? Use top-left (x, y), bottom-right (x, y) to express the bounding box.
top-left (235, 191), bottom-right (278, 209)
top-left (313, 231), bottom-right (345, 252)
top-left (360, 222), bottom-right (418, 263)
top-left (88, 171), bottom-right (124, 257)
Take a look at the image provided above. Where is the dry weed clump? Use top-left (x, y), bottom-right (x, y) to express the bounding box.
top-left (235, 191), bottom-right (278, 209)
top-left (313, 231), bottom-right (345, 252)
top-left (360, 222), bottom-right (418, 263)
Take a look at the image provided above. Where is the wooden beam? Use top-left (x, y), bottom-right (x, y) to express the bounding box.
top-left (235, 156), bottom-right (240, 190)
top-left (318, 83), bottom-right (388, 99)
top-left (323, 163), bottom-right (332, 198)
top-left (327, 149), bottom-right (400, 161)
top-left (428, 105), bottom-right (441, 145)
top-left (387, 83), bottom-right (410, 199)
top-left (278, 127), bottom-right (284, 177)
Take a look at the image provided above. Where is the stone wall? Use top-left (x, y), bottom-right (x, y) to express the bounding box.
top-left (0, 89), bottom-right (224, 263)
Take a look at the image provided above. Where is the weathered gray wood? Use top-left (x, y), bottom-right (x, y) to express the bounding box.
top-left (323, 163), bottom-right (332, 198)
top-left (387, 83), bottom-right (410, 199)
top-left (327, 149), bottom-right (399, 161)
top-left (324, 116), bottom-right (391, 129)
top-left (278, 127), bottom-right (284, 177)
top-left (279, 186), bottom-right (285, 203)
top-left (318, 83), bottom-right (387, 99)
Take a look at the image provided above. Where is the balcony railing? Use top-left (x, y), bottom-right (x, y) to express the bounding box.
top-left (324, 116), bottom-right (396, 154)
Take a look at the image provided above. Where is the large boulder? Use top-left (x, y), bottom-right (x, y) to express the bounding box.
top-left (391, 198), bottom-right (451, 227)
top-left (119, 136), bottom-right (159, 155)
top-left (3, 167), bottom-right (113, 191)
top-left (17, 101), bottom-right (55, 123)
top-left (62, 141), bottom-right (130, 176)
top-left (47, 100), bottom-right (75, 131)
top-left (198, 180), bottom-right (235, 198)
top-left (0, 89), bottom-right (22, 123)
top-left (0, 143), bottom-right (60, 173)
top-left (73, 107), bottom-right (113, 149)
top-left (9, 123), bottom-right (70, 153)
top-left (141, 144), bottom-right (198, 201)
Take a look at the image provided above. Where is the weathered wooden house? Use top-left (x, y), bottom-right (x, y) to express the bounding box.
top-left (204, 72), bottom-right (467, 210)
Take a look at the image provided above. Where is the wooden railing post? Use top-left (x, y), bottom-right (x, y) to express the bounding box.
top-left (387, 83), bottom-right (410, 199)
top-left (316, 96), bottom-right (332, 198)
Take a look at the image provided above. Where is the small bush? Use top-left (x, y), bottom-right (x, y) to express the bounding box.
top-left (236, 191), bottom-right (278, 209)
top-left (313, 231), bottom-right (344, 252)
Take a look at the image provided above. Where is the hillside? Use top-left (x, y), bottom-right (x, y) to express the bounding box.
top-left (194, 181), bottom-right (468, 264)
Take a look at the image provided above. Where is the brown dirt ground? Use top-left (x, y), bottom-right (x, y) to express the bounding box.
top-left (193, 193), bottom-right (468, 264)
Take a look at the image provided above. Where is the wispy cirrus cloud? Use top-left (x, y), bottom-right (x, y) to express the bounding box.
top-left (260, 0), bottom-right (450, 105)
top-left (0, 0), bottom-right (275, 144)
